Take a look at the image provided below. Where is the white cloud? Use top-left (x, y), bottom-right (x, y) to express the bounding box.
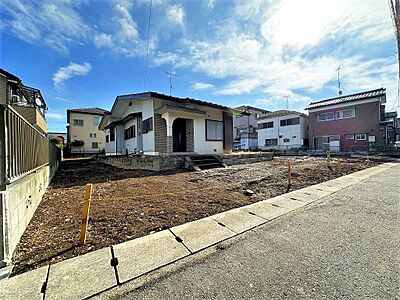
top-left (52, 62), bottom-right (92, 89)
top-left (154, 0), bottom-right (396, 110)
top-left (205, 0), bottom-right (216, 9)
top-left (46, 112), bottom-right (65, 120)
top-left (192, 82), bottom-right (214, 90)
top-left (1, 0), bottom-right (88, 53)
top-left (93, 0), bottom-right (147, 57)
top-left (167, 4), bottom-right (185, 30)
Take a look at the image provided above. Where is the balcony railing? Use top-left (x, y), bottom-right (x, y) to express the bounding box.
top-left (0, 105), bottom-right (61, 187)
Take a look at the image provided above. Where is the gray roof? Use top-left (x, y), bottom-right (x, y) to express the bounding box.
top-left (0, 68), bottom-right (21, 83)
top-left (307, 88), bottom-right (386, 110)
top-left (258, 109), bottom-right (307, 120)
top-left (116, 91), bottom-right (231, 111)
top-left (67, 107), bottom-right (109, 115)
top-left (234, 105), bottom-right (270, 113)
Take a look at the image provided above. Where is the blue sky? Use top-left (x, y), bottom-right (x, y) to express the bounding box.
top-left (0, 0), bottom-right (398, 132)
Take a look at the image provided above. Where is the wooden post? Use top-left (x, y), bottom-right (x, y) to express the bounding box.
top-left (327, 150), bottom-right (331, 169)
top-left (79, 184), bottom-right (93, 245)
top-left (287, 161), bottom-right (291, 192)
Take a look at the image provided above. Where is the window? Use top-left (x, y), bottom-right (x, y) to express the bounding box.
top-left (345, 134), bottom-right (354, 140)
top-left (265, 138), bottom-right (278, 146)
top-left (73, 119), bottom-right (84, 126)
top-left (106, 135), bottom-right (109, 143)
top-left (89, 133), bottom-right (97, 138)
top-left (142, 117), bottom-right (153, 134)
top-left (124, 125), bottom-right (136, 140)
top-left (317, 112), bottom-right (334, 122)
top-left (93, 117), bottom-right (100, 126)
top-left (336, 109), bottom-right (355, 119)
top-left (355, 133), bottom-right (366, 140)
top-left (206, 119), bottom-right (223, 141)
top-left (283, 138), bottom-right (290, 143)
top-left (110, 127), bottom-right (115, 142)
top-left (280, 117), bottom-right (300, 126)
top-left (92, 142), bottom-right (98, 149)
top-left (258, 121), bottom-right (273, 129)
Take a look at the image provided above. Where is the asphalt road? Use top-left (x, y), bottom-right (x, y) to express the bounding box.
top-left (117, 165), bottom-right (400, 300)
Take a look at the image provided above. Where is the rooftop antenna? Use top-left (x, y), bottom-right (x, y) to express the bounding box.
top-left (165, 71), bottom-right (179, 96)
top-left (336, 66), bottom-right (343, 96)
top-left (283, 94), bottom-right (291, 109)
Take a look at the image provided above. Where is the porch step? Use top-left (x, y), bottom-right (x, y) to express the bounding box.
top-left (186, 155), bottom-right (226, 171)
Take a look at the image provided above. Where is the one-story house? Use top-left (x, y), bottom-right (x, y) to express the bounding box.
top-left (99, 92), bottom-right (233, 155)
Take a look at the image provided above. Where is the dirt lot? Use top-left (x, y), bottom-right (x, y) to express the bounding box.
top-left (11, 156), bottom-right (377, 275)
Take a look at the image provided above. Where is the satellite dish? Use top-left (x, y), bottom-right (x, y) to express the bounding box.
top-left (339, 90), bottom-right (343, 96)
top-left (35, 98), bottom-right (42, 106)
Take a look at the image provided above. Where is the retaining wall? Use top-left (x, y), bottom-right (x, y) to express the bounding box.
top-left (0, 161), bottom-right (59, 267)
top-left (97, 154), bottom-right (187, 171)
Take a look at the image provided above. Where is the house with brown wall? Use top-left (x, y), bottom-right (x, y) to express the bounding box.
top-left (306, 88), bottom-right (387, 152)
top-left (0, 68), bottom-right (48, 134)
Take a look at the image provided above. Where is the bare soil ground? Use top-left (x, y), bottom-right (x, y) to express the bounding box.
top-left (11, 157), bottom-right (377, 275)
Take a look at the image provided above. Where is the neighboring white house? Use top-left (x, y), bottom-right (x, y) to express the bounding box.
top-left (99, 92), bottom-right (233, 155)
top-left (233, 106), bottom-right (269, 151)
top-left (257, 110), bottom-right (309, 151)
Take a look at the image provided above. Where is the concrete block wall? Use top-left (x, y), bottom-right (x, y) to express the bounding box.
top-left (0, 161), bottom-right (59, 267)
top-left (98, 155), bottom-right (186, 171)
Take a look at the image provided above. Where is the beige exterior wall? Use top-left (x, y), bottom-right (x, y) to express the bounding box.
top-left (13, 106), bottom-right (48, 134)
top-left (69, 112), bottom-right (106, 153)
top-left (0, 77), bottom-right (7, 105)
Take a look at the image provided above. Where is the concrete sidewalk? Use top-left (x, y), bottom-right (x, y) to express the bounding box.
top-left (1, 163), bottom-right (398, 299)
top-left (112, 163), bottom-right (400, 300)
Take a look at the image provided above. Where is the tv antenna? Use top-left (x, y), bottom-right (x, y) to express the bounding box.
top-left (336, 66), bottom-right (343, 96)
top-left (165, 72), bottom-right (179, 96)
top-left (283, 94), bottom-right (291, 109)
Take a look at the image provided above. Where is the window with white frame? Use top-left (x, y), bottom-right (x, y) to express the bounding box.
top-left (206, 120), bottom-right (223, 141)
top-left (345, 134), bottom-right (354, 140)
top-left (93, 117), bottom-right (100, 126)
top-left (317, 112), bottom-right (334, 122)
top-left (283, 138), bottom-right (290, 143)
top-left (89, 133), bottom-right (97, 138)
top-left (336, 108), bottom-right (355, 120)
top-left (355, 133), bottom-right (366, 140)
top-left (73, 119), bottom-right (84, 126)
top-left (265, 138), bottom-right (278, 146)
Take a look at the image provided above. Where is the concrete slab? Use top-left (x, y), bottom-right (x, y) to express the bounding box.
top-left (46, 247), bottom-right (116, 300)
top-left (210, 207), bottom-right (267, 234)
top-left (113, 230), bottom-right (190, 283)
top-left (170, 218), bottom-right (235, 253)
top-left (283, 191), bottom-right (320, 203)
top-left (297, 187), bottom-right (331, 198)
top-left (0, 265), bottom-right (48, 300)
top-left (263, 195), bottom-right (308, 211)
top-left (244, 201), bottom-right (290, 220)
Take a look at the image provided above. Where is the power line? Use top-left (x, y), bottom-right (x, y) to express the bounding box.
top-left (143, 0), bottom-right (153, 91)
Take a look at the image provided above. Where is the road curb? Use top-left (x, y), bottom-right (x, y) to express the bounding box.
top-left (1, 163), bottom-right (397, 299)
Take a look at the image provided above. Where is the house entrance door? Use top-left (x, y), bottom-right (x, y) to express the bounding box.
top-left (172, 118), bottom-right (187, 152)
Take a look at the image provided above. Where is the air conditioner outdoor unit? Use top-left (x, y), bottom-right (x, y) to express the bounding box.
top-left (11, 95), bottom-right (20, 103)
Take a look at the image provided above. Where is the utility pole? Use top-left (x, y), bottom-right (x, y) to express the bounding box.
top-left (336, 66), bottom-right (343, 96)
top-left (389, 0), bottom-right (400, 107)
top-left (165, 72), bottom-right (179, 96)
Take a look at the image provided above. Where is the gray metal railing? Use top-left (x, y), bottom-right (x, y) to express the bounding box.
top-left (0, 105), bottom-right (61, 186)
